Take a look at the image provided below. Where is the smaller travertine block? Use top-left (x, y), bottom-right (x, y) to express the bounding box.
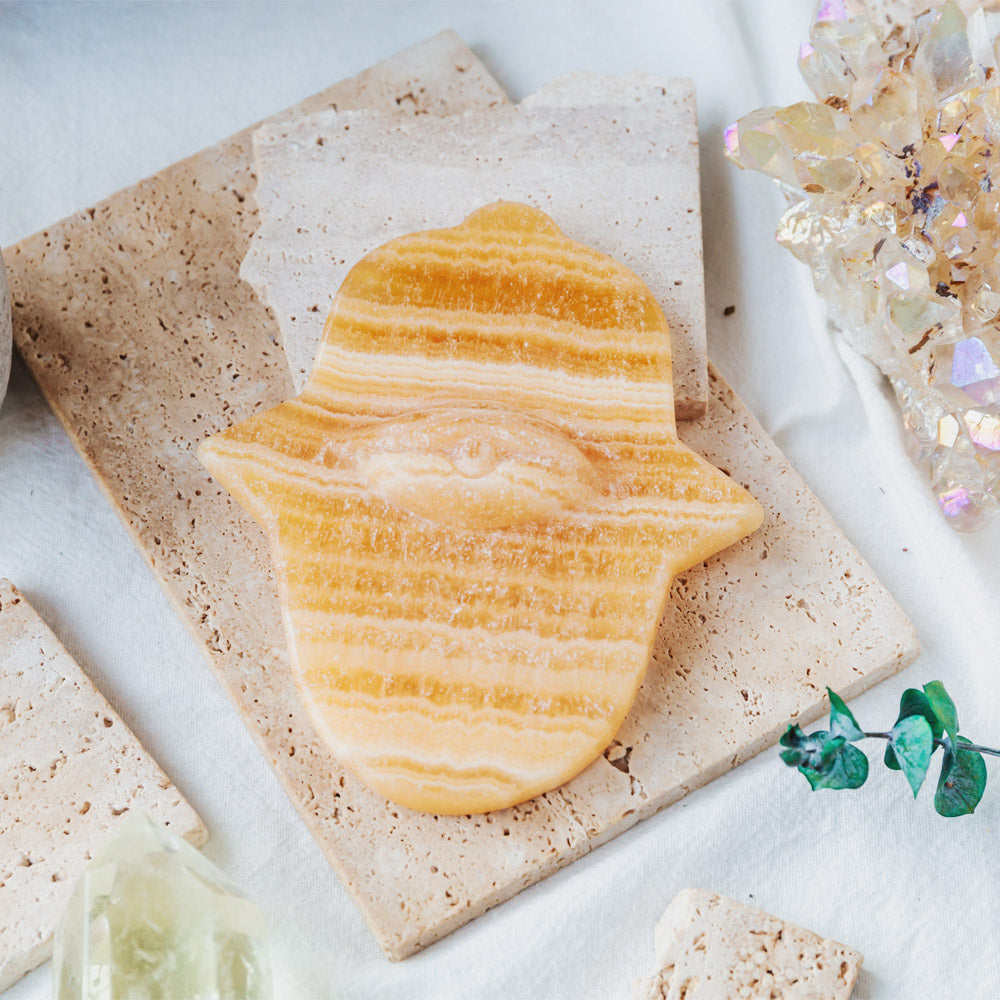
top-left (633, 889), bottom-right (863, 1000)
top-left (245, 74), bottom-right (710, 419)
top-left (0, 580), bottom-right (206, 993)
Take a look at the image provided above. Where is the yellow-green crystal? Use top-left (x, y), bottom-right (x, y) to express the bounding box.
top-left (53, 814), bottom-right (272, 1000)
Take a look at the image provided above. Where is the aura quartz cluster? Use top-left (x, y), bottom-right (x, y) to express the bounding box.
top-left (726, 0), bottom-right (1000, 529)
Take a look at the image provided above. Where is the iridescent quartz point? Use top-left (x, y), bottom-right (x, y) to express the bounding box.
top-left (728, 0), bottom-right (1000, 528)
top-left (53, 814), bottom-right (272, 1000)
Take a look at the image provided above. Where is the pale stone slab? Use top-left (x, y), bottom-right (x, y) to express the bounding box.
top-left (633, 888), bottom-right (863, 1000)
top-left (0, 580), bottom-right (206, 993)
top-left (5, 38), bottom-right (917, 960)
top-left (245, 73), bottom-right (709, 419)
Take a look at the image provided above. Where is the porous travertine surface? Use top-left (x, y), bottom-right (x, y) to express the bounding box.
top-left (0, 580), bottom-right (205, 993)
top-left (245, 74), bottom-right (709, 420)
top-left (633, 889), bottom-right (863, 1000)
top-left (5, 38), bottom-right (918, 960)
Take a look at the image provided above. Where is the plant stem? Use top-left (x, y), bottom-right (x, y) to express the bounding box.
top-left (863, 732), bottom-right (1000, 758)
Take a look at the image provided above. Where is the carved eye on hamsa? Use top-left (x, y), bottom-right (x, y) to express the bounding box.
top-left (199, 202), bottom-right (763, 815)
top-left (349, 405), bottom-right (607, 530)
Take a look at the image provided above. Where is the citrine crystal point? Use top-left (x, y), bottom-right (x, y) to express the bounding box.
top-left (199, 202), bottom-right (763, 815)
top-left (728, 1), bottom-right (1000, 528)
top-left (54, 813), bottom-right (272, 1000)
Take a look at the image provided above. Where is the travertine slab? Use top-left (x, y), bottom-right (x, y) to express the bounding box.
top-left (632, 889), bottom-right (863, 1000)
top-left (0, 580), bottom-right (206, 993)
top-left (245, 74), bottom-right (710, 419)
top-left (5, 38), bottom-right (917, 959)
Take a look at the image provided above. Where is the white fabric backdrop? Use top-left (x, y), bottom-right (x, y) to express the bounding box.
top-left (1, 3), bottom-right (998, 998)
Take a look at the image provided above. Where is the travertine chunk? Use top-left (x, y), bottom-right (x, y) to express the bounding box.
top-left (633, 889), bottom-right (862, 1000)
top-left (0, 580), bottom-right (205, 993)
top-left (244, 74), bottom-right (709, 418)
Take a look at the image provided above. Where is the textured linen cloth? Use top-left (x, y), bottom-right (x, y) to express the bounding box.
top-left (1, 3), bottom-right (998, 998)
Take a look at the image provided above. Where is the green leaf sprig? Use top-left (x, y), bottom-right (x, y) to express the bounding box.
top-left (780, 682), bottom-right (995, 816)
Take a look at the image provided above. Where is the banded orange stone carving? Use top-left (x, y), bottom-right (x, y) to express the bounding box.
top-left (199, 203), bottom-right (763, 814)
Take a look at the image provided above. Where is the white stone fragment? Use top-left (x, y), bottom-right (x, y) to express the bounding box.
top-left (632, 889), bottom-right (863, 1000)
top-left (0, 579), bottom-right (206, 993)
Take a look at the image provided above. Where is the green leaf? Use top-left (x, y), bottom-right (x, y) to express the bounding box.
top-left (779, 725), bottom-right (822, 770)
top-left (890, 715), bottom-right (934, 797)
top-left (802, 742), bottom-right (869, 791)
top-left (934, 736), bottom-right (987, 817)
top-left (896, 688), bottom-right (944, 740)
top-left (780, 724), bottom-right (809, 750)
top-left (779, 726), bottom-right (837, 771)
top-left (779, 726), bottom-right (867, 791)
top-left (827, 688), bottom-right (864, 742)
top-left (886, 688), bottom-right (944, 770)
top-left (816, 734), bottom-right (846, 770)
top-left (779, 725), bottom-right (812, 768)
top-left (923, 681), bottom-right (959, 743)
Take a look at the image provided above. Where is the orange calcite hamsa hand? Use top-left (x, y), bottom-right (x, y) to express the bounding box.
top-left (198, 203), bottom-right (763, 814)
